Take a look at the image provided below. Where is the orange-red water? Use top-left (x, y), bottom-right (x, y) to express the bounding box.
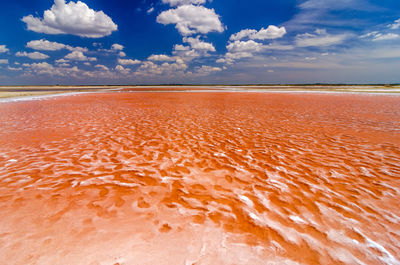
top-left (0, 92), bottom-right (399, 265)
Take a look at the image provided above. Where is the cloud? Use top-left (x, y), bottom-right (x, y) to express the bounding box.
top-left (55, 58), bottom-right (69, 64)
top-left (183, 36), bottom-right (215, 52)
top-left (219, 27), bottom-right (289, 65)
top-left (218, 39), bottom-right (294, 65)
top-left (65, 51), bottom-right (96, 61)
top-left (0, 59), bottom-right (8, 64)
top-left (135, 60), bottom-right (188, 76)
top-left (0, 45), bottom-right (9, 53)
top-left (174, 44), bottom-right (190, 51)
top-left (216, 40), bottom-right (264, 64)
top-left (118, 51), bottom-right (126, 57)
top-left (195, 65), bottom-right (222, 75)
top-left (23, 61), bottom-right (80, 76)
top-left (8, 66), bottom-right (22, 71)
top-left (157, 5), bottom-right (224, 35)
top-left (230, 26), bottom-right (286, 41)
top-left (68, 46), bottom-right (89, 52)
top-left (24, 62), bottom-right (54, 73)
top-left (172, 45), bottom-right (200, 61)
top-left (26, 39), bottom-right (89, 54)
top-left (284, 0), bottom-right (376, 34)
top-left (372, 33), bottom-right (400, 41)
top-left (264, 43), bottom-right (294, 50)
top-left (22, 0), bottom-right (118, 38)
top-left (58, 63), bottom-right (70, 67)
top-left (95, 64), bottom-right (109, 71)
top-left (361, 31), bottom-right (400, 41)
top-left (230, 29), bottom-right (257, 42)
top-left (295, 29), bottom-right (348, 47)
top-left (148, 54), bottom-right (176, 61)
top-left (299, 0), bottom-right (376, 11)
top-left (115, 65), bottom-right (130, 74)
top-left (147, 7), bottom-right (155, 14)
top-left (162, 0), bottom-right (206, 6)
top-left (111, 44), bottom-right (124, 51)
top-left (26, 39), bottom-right (67, 51)
top-left (389, 18), bottom-right (400, 30)
top-left (227, 40), bottom-right (264, 53)
top-left (16, 51), bottom-right (50, 60)
top-left (215, 40), bottom-right (264, 64)
top-left (117, 58), bottom-right (141, 65)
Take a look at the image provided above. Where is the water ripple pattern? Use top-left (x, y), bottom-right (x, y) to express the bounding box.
top-left (0, 92), bottom-right (399, 265)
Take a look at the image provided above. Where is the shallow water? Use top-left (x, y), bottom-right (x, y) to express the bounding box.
top-left (0, 92), bottom-right (399, 265)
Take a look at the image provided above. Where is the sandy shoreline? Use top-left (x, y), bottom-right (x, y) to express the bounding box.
top-left (0, 85), bottom-right (400, 103)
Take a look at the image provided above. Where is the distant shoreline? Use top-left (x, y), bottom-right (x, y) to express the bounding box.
top-left (0, 85), bottom-right (400, 101)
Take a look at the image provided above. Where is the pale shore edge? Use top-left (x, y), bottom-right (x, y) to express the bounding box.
top-left (1, 87), bottom-right (400, 104)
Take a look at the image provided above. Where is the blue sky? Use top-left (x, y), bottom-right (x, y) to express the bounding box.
top-left (0, 0), bottom-right (400, 85)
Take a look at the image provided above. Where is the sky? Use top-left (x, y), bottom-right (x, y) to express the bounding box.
top-left (0, 0), bottom-right (400, 85)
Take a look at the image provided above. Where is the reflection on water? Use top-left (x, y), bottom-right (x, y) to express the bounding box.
top-left (0, 92), bottom-right (399, 265)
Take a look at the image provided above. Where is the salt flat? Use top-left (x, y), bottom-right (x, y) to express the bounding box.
top-left (0, 91), bottom-right (399, 264)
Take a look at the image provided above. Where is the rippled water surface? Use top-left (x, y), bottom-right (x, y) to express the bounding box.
top-left (0, 92), bottom-right (399, 265)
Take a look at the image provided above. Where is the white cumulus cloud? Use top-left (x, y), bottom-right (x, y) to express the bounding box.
top-left (22, 0), bottom-right (118, 38)
top-left (117, 58), bottom-right (141, 65)
top-left (26, 39), bottom-right (88, 53)
top-left (0, 45), bottom-right (9, 53)
top-left (115, 65), bottom-right (130, 74)
top-left (25, 62), bottom-right (54, 72)
top-left (195, 65), bottom-right (222, 75)
top-left (216, 40), bottom-right (264, 64)
top-left (16, 51), bottom-right (50, 60)
top-left (227, 40), bottom-right (264, 53)
top-left (111, 44), bottom-right (124, 51)
top-left (218, 39), bottom-right (285, 65)
top-left (157, 5), bottom-right (224, 35)
top-left (135, 60), bottom-right (188, 76)
top-left (95, 64), bottom-right (109, 71)
top-left (172, 45), bottom-right (200, 61)
top-left (65, 51), bottom-right (96, 61)
top-left (26, 39), bottom-right (67, 51)
top-left (0, 59), bottom-right (8, 64)
top-left (148, 54), bottom-right (176, 61)
top-left (183, 36), bottom-right (215, 52)
top-left (230, 26), bottom-right (286, 41)
top-left (23, 61), bottom-right (81, 76)
top-left (55, 58), bottom-right (69, 64)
